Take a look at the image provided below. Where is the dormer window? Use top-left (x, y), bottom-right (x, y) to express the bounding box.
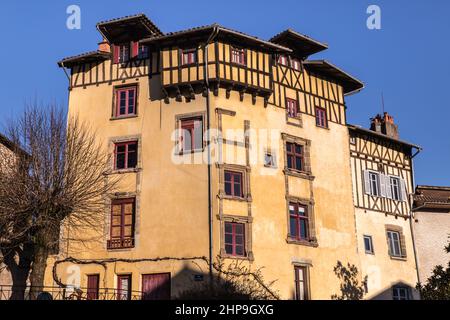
top-left (181, 49), bottom-right (197, 65)
top-left (231, 47), bottom-right (246, 65)
top-left (278, 55), bottom-right (289, 66)
top-left (114, 44), bottom-right (130, 64)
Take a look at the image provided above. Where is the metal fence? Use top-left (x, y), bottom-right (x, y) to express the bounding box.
top-left (0, 285), bottom-right (144, 300)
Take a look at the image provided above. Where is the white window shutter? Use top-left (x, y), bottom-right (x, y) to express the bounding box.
top-left (363, 170), bottom-right (371, 195)
top-left (385, 175), bottom-right (393, 199)
top-left (380, 174), bottom-right (386, 197)
top-left (400, 178), bottom-right (408, 202)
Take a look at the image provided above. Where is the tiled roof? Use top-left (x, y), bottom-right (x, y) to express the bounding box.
top-left (414, 186), bottom-right (450, 209)
top-left (141, 24), bottom-right (291, 52)
top-left (97, 13), bottom-right (163, 36)
top-left (58, 50), bottom-right (110, 67)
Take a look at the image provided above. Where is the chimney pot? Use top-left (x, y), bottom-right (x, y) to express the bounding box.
top-left (370, 112), bottom-right (399, 139)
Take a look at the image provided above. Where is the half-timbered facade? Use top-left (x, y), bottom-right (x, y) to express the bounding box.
top-left (349, 113), bottom-right (421, 300)
top-left (41, 13), bottom-right (419, 300)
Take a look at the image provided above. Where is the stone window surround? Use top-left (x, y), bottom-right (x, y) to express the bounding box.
top-left (108, 134), bottom-right (143, 174)
top-left (218, 214), bottom-right (254, 261)
top-left (217, 163), bottom-right (252, 203)
top-left (104, 191), bottom-right (140, 252)
top-left (281, 133), bottom-right (313, 180)
top-left (285, 196), bottom-right (318, 247)
top-left (110, 83), bottom-right (139, 120)
top-left (174, 111), bottom-right (207, 155)
top-left (385, 224), bottom-right (407, 261)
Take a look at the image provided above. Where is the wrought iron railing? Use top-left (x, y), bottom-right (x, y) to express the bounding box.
top-left (0, 285), bottom-right (144, 300)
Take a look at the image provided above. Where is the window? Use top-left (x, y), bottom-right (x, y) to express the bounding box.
top-left (224, 222), bottom-right (245, 257)
top-left (117, 275), bottom-right (131, 300)
top-left (264, 152), bottom-right (276, 168)
top-left (350, 136), bottom-right (356, 145)
top-left (364, 235), bottom-right (374, 254)
top-left (286, 98), bottom-right (299, 118)
top-left (231, 47), bottom-right (246, 65)
top-left (387, 230), bottom-right (402, 257)
top-left (181, 49), bottom-right (197, 65)
top-left (291, 58), bottom-right (301, 71)
top-left (87, 274), bottom-right (100, 300)
top-left (286, 142), bottom-right (304, 171)
top-left (137, 44), bottom-right (149, 59)
top-left (294, 266), bottom-right (309, 300)
top-left (115, 86), bottom-right (137, 117)
top-left (278, 55), bottom-right (289, 66)
top-left (114, 141), bottom-right (137, 170)
top-left (315, 106), bottom-right (328, 128)
top-left (108, 198), bottom-right (135, 249)
top-left (114, 44), bottom-right (130, 64)
top-left (393, 286), bottom-right (410, 300)
top-left (224, 170), bottom-right (243, 198)
top-left (289, 203), bottom-right (309, 240)
top-left (390, 177), bottom-right (401, 201)
top-left (365, 171), bottom-right (380, 196)
top-left (179, 117), bottom-right (203, 153)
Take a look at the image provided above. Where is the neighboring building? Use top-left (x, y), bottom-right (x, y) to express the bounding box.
top-left (0, 134), bottom-right (17, 296)
top-left (42, 14), bottom-right (420, 300)
top-left (413, 185), bottom-right (450, 282)
top-left (348, 113), bottom-right (421, 300)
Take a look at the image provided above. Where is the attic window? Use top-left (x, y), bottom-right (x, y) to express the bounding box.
top-left (114, 44), bottom-right (130, 64)
top-left (278, 55), bottom-right (289, 66)
top-left (291, 58), bottom-right (301, 71)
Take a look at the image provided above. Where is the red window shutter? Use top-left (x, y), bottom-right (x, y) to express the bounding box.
top-left (131, 41), bottom-right (139, 58)
top-left (113, 45), bottom-right (120, 64)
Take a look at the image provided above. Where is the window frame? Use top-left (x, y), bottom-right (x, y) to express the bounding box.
top-left (114, 85), bottom-right (137, 118)
top-left (294, 266), bottom-right (310, 300)
top-left (224, 170), bottom-right (244, 198)
top-left (387, 230), bottom-right (402, 257)
top-left (291, 58), bottom-right (301, 71)
top-left (286, 142), bottom-right (304, 172)
top-left (315, 106), bottom-right (328, 128)
top-left (364, 235), bottom-right (374, 254)
top-left (368, 171), bottom-right (381, 196)
top-left (286, 98), bottom-right (299, 118)
top-left (224, 222), bottom-right (246, 257)
top-left (390, 176), bottom-right (401, 201)
top-left (231, 47), bottom-right (246, 66)
top-left (289, 202), bottom-right (310, 241)
top-left (108, 198), bottom-right (135, 250)
top-left (117, 274), bottom-right (132, 300)
top-left (181, 48), bottom-right (197, 66)
top-left (178, 116), bottom-right (204, 154)
top-left (114, 44), bottom-right (130, 64)
top-left (114, 141), bottom-right (138, 170)
top-left (392, 286), bottom-right (410, 300)
top-left (278, 54), bottom-right (289, 67)
top-left (137, 44), bottom-right (149, 60)
top-left (264, 151), bottom-right (277, 168)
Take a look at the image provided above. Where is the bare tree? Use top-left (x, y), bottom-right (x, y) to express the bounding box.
top-left (0, 104), bottom-right (118, 299)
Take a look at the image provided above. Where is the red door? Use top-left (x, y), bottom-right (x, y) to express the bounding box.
top-left (87, 274), bottom-right (99, 300)
top-left (142, 273), bottom-right (171, 300)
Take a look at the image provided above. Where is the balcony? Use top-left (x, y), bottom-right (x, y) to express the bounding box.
top-left (107, 237), bottom-right (135, 250)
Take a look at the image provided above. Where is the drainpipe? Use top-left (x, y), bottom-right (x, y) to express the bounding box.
top-left (408, 147), bottom-right (422, 297)
top-left (202, 26), bottom-right (219, 280)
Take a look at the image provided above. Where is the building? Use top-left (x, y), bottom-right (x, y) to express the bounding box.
top-left (413, 185), bottom-right (450, 283)
top-left (0, 134), bottom-right (19, 298)
top-left (348, 113), bottom-right (421, 300)
top-left (42, 13), bottom-right (420, 300)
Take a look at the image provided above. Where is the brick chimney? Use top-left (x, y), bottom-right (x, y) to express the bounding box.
top-left (98, 39), bottom-right (111, 53)
top-left (370, 112), bottom-right (399, 139)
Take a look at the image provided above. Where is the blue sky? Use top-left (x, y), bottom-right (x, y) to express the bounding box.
top-left (0, 0), bottom-right (449, 186)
